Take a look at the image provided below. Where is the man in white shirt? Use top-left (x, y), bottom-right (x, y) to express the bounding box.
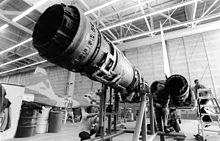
top-left (79, 106), bottom-right (99, 141)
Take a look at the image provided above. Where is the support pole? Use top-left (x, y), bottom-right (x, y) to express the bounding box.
top-left (141, 95), bottom-right (147, 141)
top-left (149, 95), bottom-right (155, 134)
top-left (132, 93), bottom-right (146, 141)
top-left (159, 117), bottom-right (165, 141)
top-left (107, 88), bottom-right (113, 141)
top-left (114, 91), bottom-right (119, 132)
top-left (99, 84), bottom-right (107, 138)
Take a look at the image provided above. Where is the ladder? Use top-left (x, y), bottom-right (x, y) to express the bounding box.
top-left (195, 89), bottom-right (220, 141)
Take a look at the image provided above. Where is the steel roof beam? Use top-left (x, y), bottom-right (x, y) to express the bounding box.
top-left (95, 0), bottom-right (150, 22)
top-left (138, 0), bottom-right (153, 36)
top-left (0, 0), bottom-right (10, 7)
top-left (113, 12), bottom-right (220, 43)
top-left (79, 0), bottom-right (117, 40)
top-left (100, 0), bottom-right (200, 31)
top-left (200, 0), bottom-right (219, 18)
top-left (0, 12), bottom-right (32, 34)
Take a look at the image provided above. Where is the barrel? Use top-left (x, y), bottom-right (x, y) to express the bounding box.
top-left (36, 106), bottom-right (51, 134)
top-left (48, 110), bottom-right (62, 133)
top-left (15, 108), bottom-right (38, 138)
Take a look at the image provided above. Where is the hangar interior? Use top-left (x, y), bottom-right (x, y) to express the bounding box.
top-left (0, 0), bottom-right (220, 141)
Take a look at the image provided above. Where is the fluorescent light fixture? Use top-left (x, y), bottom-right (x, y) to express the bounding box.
top-left (0, 60), bottom-right (47, 75)
top-left (112, 12), bottom-right (220, 43)
top-left (0, 52), bottom-right (38, 67)
top-left (0, 24), bottom-right (9, 31)
top-left (100, 0), bottom-right (200, 31)
top-left (0, 38), bottom-right (32, 55)
top-left (0, 0), bottom-right (49, 31)
top-left (84, 0), bottom-right (121, 15)
top-left (12, 0), bottom-right (49, 22)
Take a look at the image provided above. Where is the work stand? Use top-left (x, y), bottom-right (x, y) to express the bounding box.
top-left (126, 94), bottom-right (186, 141)
top-left (88, 84), bottom-right (186, 141)
top-left (88, 84), bottom-right (123, 141)
top-left (195, 89), bottom-right (220, 141)
top-left (87, 83), bottom-right (154, 141)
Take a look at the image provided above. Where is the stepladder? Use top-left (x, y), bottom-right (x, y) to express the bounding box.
top-left (195, 88), bottom-right (220, 141)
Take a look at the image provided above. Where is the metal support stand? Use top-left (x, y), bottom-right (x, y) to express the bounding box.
top-left (132, 93), bottom-right (147, 141)
top-left (107, 88), bottom-right (112, 141)
top-left (92, 85), bottom-right (121, 141)
top-left (159, 117), bottom-right (165, 141)
top-left (96, 84), bottom-right (186, 141)
top-left (114, 90), bottom-right (119, 132)
top-left (99, 84), bottom-right (107, 138)
top-left (149, 95), bottom-right (155, 135)
top-left (141, 94), bottom-right (147, 141)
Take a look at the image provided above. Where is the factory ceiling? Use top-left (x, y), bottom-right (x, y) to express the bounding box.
top-left (0, 0), bottom-right (219, 77)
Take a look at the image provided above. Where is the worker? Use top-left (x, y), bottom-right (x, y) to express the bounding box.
top-left (168, 108), bottom-right (181, 132)
top-left (192, 79), bottom-right (212, 107)
top-left (0, 84), bottom-right (11, 138)
top-left (79, 106), bottom-right (99, 141)
top-left (192, 79), bottom-right (207, 99)
top-left (151, 80), bottom-right (170, 133)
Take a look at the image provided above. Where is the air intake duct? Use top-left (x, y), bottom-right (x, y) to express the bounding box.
top-left (166, 74), bottom-right (194, 107)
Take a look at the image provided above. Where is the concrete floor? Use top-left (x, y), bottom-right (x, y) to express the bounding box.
top-left (7, 119), bottom-right (220, 141)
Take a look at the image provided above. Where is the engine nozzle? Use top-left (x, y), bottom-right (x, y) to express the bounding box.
top-left (32, 4), bottom-right (143, 94)
top-left (166, 74), bottom-right (194, 107)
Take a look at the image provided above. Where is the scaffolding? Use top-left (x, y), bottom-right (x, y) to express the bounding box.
top-left (195, 89), bottom-right (220, 141)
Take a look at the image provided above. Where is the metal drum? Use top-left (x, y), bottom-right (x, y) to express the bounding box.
top-left (36, 106), bottom-right (51, 134)
top-left (15, 108), bottom-right (38, 138)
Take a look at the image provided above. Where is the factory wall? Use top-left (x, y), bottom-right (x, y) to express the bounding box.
top-left (124, 42), bottom-right (165, 84)
top-left (121, 29), bottom-right (220, 119)
top-left (73, 73), bottom-right (101, 100)
top-left (123, 29), bottom-right (220, 99)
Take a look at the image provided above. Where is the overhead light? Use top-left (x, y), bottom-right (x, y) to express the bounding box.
top-left (0, 0), bottom-right (118, 55)
top-left (0, 60), bottom-right (47, 75)
top-left (12, 0), bottom-right (49, 22)
top-left (100, 0), bottom-right (200, 31)
top-left (0, 38), bottom-right (32, 55)
top-left (0, 0), bottom-right (49, 31)
top-left (0, 24), bottom-right (9, 31)
top-left (0, 52), bottom-right (38, 67)
top-left (84, 0), bottom-right (121, 15)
